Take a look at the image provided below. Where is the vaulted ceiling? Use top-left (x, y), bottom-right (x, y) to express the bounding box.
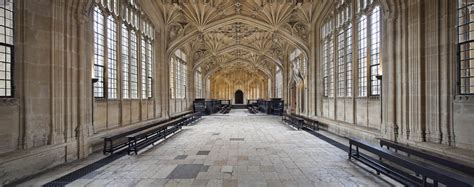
top-left (144, 0), bottom-right (321, 81)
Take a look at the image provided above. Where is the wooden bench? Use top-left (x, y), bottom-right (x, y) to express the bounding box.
top-left (219, 105), bottom-right (231, 114)
top-left (126, 113), bottom-right (202, 155)
top-left (349, 138), bottom-right (474, 187)
top-left (291, 114), bottom-right (320, 131)
top-left (103, 122), bottom-right (165, 155)
top-left (281, 113), bottom-right (304, 130)
top-left (103, 111), bottom-right (193, 155)
top-left (183, 112), bottom-right (203, 125)
top-left (379, 139), bottom-right (474, 177)
top-left (248, 106), bottom-right (258, 114)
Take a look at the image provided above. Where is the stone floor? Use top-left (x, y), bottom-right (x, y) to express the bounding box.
top-left (22, 109), bottom-right (398, 187)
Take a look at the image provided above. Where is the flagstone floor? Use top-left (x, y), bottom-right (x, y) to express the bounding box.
top-left (26, 109), bottom-right (397, 187)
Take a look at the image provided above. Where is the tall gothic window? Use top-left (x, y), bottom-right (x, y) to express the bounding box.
top-left (130, 31), bottom-right (138, 98)
top-left (357, 15), bottom-right (368, 97)
top-left (345, 21), bottom-right (353, 96)
top-left (357, 0), bottom-right (382, 96)
top-left (458, 0), bottom-right (474, 94)
top-left (121, 24), bottom-right (129, 98)
top-left (0, 0), bottom-right (14, 97)
top-left (146, 39), bottom-right (153, 98)
top-left (337, 30), bottom-right (346, 97)
top-left (93, 0), bottom-right (154, 99)
top-left (141, 36), bottom-right (147, 98)
top-left (275, 67), bottom-right (283, 98)
top-left (369, 6), bottom-right (381, 95)
top-left (322, 20), bottom-right (334, 97)
top-left (195, 68), bottom-right (203, 98)
top-left (321, 0), bottom-right (379, 98)
top-left (335, 4), bottom-right (352, 97)
top-left (170, 57), bottom-right (175, 98)
top-left (170, 50), bottom-right (187, 99)
top-left (140, 21), bottom-right (154, 99)
top-left (107, 15), bottom-right (117, 99)
top-left (93, 7), bottom-right (105, 98)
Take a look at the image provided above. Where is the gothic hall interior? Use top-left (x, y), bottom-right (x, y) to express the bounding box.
top-left (1, 0), bottom-right (474, 186)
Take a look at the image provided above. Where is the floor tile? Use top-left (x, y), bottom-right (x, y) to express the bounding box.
top-left (197, 151), bottom-right (211, 155)
top-left (167, 164), bottom-right (204, 179)
top-left (25, 109), bottom-right (395, 187)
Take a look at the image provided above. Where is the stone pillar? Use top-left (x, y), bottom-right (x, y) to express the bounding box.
top-left (406, 0), bottom-right (426, 142)
top-left (382, 4), bottom-right (399, 142)
top-left (282, 53), bottom-right (290, 112)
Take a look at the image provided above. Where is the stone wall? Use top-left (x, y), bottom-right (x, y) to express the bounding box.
top-left (300, 0), bottom-right (474, 163)
top-left (1, 0), bottom-right (474, 185)
top-left (0, 0), bottom-right (189, 185)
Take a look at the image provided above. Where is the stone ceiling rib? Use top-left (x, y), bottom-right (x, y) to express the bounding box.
top-left (167, 15), bottom-right (309, 58)
top-left (145, 0), bottom-right (318, 82)
top-left (193, 44), bottom-right (282, 70)
top-left (204, 58), bottom-right (271, 79)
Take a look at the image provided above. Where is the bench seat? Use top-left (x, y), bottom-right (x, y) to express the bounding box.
top-left (349, 138), bottom-right (474, 187)
top-left (126, 113), bottom-right (202, 155)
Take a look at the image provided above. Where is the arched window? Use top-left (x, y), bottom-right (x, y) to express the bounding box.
top-left (141, 21), bottom-right (154, 99)
top-left (321, 20), bottom-right (334, 97)
top-left (93, 6), bottom-right (106, 98)
top-left (93, 0), bottom-right (154, 99)
top-left (357, 0), bottom-right (382, 97)
top-left (195, 68), bottom-right (203, 98)
top-left (357, 15), bottom-right (368, 97)
top-left (275, 67), bottom-right (283, 98)
top-left (121, 24), bottom-right (129, 98)
top-left (458, 0), bottom-right (474, 94)
top-left (336, 3), bottom-right (352, 97)
top-left (321, 0), bottom-right (380, 98)
top-left (130, 30), bottom-right (139, 99)
top-left (0, 0), bottom-right (14, 97)
top-left (170, 50), bottom-right (187, 99)
top-left (107, 15), bottom-right (117, 99)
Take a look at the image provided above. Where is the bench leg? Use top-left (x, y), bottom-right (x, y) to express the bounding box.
top-left (103, 142), bottom-right (107, 155)
top-left (348, 144), bottom-right (352, 160)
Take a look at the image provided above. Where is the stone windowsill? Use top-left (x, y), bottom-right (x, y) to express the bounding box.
top-left (0, 97), bottom-right (18, 106)
top-left (454, 95), bottom-right (474, 103)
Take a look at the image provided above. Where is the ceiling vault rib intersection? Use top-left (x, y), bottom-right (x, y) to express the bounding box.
top-left (148, 0), bottom-right (318, 82)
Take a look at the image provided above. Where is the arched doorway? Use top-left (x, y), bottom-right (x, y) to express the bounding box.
top-left (235, 90), bottom-right (244, 104)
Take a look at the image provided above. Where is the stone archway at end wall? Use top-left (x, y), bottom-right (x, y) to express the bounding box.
top-left (235, 90), bottom-right (244, 104)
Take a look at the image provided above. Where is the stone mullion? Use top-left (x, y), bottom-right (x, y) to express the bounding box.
top-left (332, 27), bottom-right (337, 120)
top-left (103, 10), bottom-right (110, 129)
top-left (116, 14), bottom-right (123, 126)
top-left (137, 29), bottom-right (144, 120)
top-left (364, 10), bottom-right (371, 127)
top-left (352, 1), bottom-right (359, 125)
top-left (103, 11), bottom-right (109, 101)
